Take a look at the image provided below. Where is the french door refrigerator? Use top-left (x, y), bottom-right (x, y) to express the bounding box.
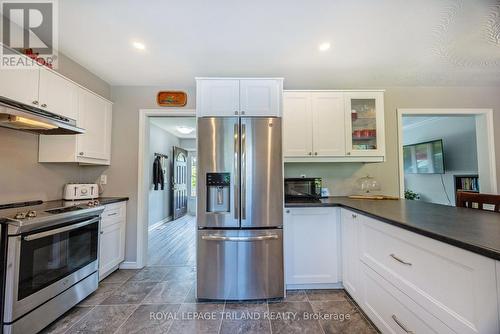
top-left (197, 116), bottom-right (284, 300)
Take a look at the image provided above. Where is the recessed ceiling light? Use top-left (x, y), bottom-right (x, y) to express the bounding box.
top-left (318, 42), bottom-right (331, 51)
top-left (132, 41), bottom-right (146, 50)
top-left (176, 126), bottom-right (195, 134)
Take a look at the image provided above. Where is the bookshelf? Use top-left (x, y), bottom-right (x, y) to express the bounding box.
top-left (454, 175), bottom-right (479, 194)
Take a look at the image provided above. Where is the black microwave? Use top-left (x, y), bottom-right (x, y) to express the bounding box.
top-left (284, 178), bottom-right (322, 200)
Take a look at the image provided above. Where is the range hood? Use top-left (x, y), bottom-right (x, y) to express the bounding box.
top-left (0, 96), bottom-right (85, 135)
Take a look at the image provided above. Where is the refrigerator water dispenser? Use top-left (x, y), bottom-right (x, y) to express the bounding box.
top-left (206, 172), bottom-right (230, 213)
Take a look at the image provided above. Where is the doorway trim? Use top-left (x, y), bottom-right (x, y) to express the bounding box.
top-left (397, 108), bottom-right (497, 199)
top-left (135, 108), bottom-right (196, 269)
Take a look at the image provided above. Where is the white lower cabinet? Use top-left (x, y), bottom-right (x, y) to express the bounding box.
top-left (340, 209), bottom-right (360, 300)
top-left (360, 263), bottom-right (455, 334)
top-left (99, 202), bottom-right (126, 280)
top-left (284, 207), bottom-right (341, 288)
top-left (290, 207), bottom-right (500, 333)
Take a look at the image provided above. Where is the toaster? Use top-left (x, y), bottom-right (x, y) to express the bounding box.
top-left (63, 183), bottom-right (99, 200)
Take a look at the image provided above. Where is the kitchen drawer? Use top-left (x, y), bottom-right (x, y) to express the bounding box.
top-left (359, 263), bottom-right (455, 334)
top-left (359, 215), bottom-right (499, 334)
top-left (101, 202), bottom-right (126, 226)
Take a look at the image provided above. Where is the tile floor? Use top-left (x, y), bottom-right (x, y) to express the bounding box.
top-left (41, 267), bottom-right (379, 334)
top-left (40, 216), bottom-right (379, 333)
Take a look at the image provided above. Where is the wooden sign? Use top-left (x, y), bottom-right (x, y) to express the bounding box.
top-left (157, 91), bottom-right (187, 107)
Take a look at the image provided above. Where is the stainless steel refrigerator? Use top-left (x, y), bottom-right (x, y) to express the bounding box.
top-left (197, 117), bottom-right (284, 300)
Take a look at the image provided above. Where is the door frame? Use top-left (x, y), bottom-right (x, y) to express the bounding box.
top-left (397, 108), bottom-right (497, 199)
top-left (135, 109), bottom-right (196, 269)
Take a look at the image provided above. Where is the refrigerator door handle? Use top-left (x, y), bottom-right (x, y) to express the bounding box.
top-left (201, 235), bottom-right (279, 242)
top-left (234, 122), bottom-right (239, 220)
top-left (241, 123), bottom-right (247, 220)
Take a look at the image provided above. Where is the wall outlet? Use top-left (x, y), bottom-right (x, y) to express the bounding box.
top-left (100, 174), bottom-right (108, 185)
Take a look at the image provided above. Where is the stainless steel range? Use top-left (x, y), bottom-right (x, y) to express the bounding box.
top-left (0, 200), bottom-right (103, 334)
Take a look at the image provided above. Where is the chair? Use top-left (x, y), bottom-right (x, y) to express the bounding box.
top-left (456, 191), bottom-right (500, 212)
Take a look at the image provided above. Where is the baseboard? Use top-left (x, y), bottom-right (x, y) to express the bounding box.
top-left (148, 216), bottom-right (172, 232)
top-left (119, 261), bottom-right (142, 270)
top-left (286, 282), bottom-right (343, 290)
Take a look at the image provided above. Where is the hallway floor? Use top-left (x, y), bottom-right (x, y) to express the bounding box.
top-left (148, 214), bottom-right (196, 266)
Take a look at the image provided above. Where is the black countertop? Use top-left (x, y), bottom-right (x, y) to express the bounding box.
top-left (286, 197), bottom-right (500, 261)
top-left (97, 197), bottom-right (129, 205)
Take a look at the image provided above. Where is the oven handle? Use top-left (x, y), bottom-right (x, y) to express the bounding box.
top-left (23, 217), bottom-right (100, 241)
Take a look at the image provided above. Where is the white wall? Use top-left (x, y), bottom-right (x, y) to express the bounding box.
top-left (403, 116), bottom-right (478, 206)
top-left (148, 123), bottom-right (180, 226)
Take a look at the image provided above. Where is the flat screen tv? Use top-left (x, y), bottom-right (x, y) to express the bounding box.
top-left (403, 139), bottom-right (445, 174)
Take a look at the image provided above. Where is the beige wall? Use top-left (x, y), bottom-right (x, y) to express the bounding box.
top-left (105, 86), bottom-right (195, 261)
top-left (107, 85), bottom-right (500, 264)
top-left (0, 55), bottom-right (111, 204)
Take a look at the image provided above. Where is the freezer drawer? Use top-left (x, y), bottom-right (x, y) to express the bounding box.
top-left (197, 229), bottom-right (284, 300)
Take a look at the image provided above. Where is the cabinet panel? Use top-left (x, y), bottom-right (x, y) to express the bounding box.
top-left (77, 89), bottom-right (112, 162)
top-left (99, 222), bottom-right (125, 279)
top-left (311, 92), bottom-right (345, 156)
top-left (239, 79), bottom-right (281, 116)
top-left (341, 209), bottom-right (360, 300)
top-left (284, 208), bottom-right (340, 285)
top-left (360, 264), bottom-right (454, 334)
top-left (0, 68), bottom-right (39, 106)
top-left (345, 92), bottom-right (385, 157)
top-left (38, 68), bottom-right (79, 121)
top-left (283, 92), bottom-right (313, 157)
top-left (197, 79), bottom-right (240, 116)
top-left (360, 214), bottom-right (498, 334)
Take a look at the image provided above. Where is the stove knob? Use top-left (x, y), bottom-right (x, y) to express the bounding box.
top-left (87, 201), bottom-right (94, 207)
top-left (14, 212), bottom-right (27, 219)
top-left (27, 211), bottom-right (37, 218)
top-left (94, 200), bottom-right (100, 206)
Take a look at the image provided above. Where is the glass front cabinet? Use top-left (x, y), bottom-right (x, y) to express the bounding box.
top-left (344, 92), bottom-right (385, 157)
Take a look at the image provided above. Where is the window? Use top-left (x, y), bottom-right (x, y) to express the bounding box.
top-left (190, 156), bottom-right (197, 197)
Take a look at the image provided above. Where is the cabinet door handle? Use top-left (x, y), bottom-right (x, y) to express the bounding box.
top-left (390, 253), bottom-right (412, 266)
top-left (107, 212), bottom-right (118, 217)
top-left (285, 210), bottom-right (290, 214)
top-left (314, 152), bottom-right (318, 156)
top-left (308, 152), bottom-right (312, 156)
top-left (351, 213), bottom-right (357, 218)
top-left (346, 152), bottom-right (351, 155)
top-left (79, 152), bottom-right (84, 156)
top-left (391, 315), bottom-right (414, 333)
top-left (100, 231), bottom-right (104, 235)
top-left (41, 103), bottom-right (47, 108)
top-left (32, 100), bottom-right (39, 105)
top-left (234, 111), bottom-right (238, 115)
top-left (241, 111), bottom-right (245, 115)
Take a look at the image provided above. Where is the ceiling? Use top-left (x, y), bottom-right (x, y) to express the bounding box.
top-left (59, 0), bottom-right (500, 87)
top-left (149, 117), bottom-right (196, 138)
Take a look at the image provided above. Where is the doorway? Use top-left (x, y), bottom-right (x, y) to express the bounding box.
top-left (397, 109), bottom-right (497, 206)
top-left (136, 109), bottom-right (197, 269)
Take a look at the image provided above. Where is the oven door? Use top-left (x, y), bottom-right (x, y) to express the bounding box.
top-left (3, 216), bottom-right (99, 323)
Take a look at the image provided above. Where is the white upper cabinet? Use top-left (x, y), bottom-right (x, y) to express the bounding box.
top-left (283, 92), bottom-right (313, 157)
top-left (39, 88), bottom-right (113, 165)
top-left (77, 88), bottom-right (112, 161)
top-left (196, 78), bottom-right (283, 117)
top-left (283, 90), bottom-right (385, 162)
top-left (240, 79), bottom-right (281, 116)
top-left (38, 67), bottom-right (79, 121)
top-left (197, 79), bottom-right (240, 117)
top-left (311, 92), bottom-right (345, 156)
top-left (345, 91), bottom-right (385, 157)
top-left (0, 67), bottom-right (39, 106)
